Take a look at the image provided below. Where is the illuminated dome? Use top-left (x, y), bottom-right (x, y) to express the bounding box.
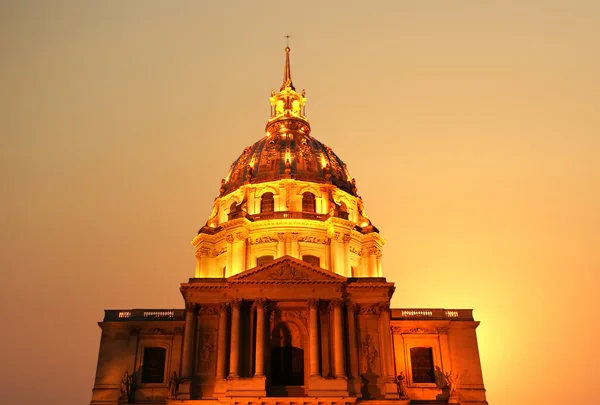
top-left (220, 132), bottom-right (357, 197)
top-left (192, 47), bottom-right (384, 280)
top-left (219, 47), bottom-right (356, 198)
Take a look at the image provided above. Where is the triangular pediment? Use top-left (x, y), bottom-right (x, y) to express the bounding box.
top-left (228, 255), bottom-right (347, 283)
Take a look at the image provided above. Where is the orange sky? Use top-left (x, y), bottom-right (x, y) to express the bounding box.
top-left (1, 1), bottom-right (599, 404)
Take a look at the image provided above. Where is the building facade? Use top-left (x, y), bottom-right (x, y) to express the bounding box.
top-left (90, 47), bottom-right (488, 405)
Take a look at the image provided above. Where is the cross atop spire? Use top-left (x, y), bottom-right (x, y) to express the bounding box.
top-left (281, 45), bottom-right (295, 91)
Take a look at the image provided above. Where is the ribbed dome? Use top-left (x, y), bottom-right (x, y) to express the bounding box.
top-left (220, 129), bottom-right (357, 197)
top-left (218, 46), bottom-right (357, 198)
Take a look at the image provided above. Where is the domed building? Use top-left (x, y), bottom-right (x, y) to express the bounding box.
top-left (90, 48), bottom-right (488, 405)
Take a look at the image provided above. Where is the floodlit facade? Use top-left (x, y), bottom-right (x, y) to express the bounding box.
top-left (90, 47), bottom-right (488, 405)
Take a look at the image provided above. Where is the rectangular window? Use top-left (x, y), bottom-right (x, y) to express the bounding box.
top-left (257, 255), bottom-right (274, 267)
top-left (302, 255), bottom-right (320, 267)
top-left (410, 347), bottom-right (435, 383)
top-left (141, 347), bottom-right (166, 383)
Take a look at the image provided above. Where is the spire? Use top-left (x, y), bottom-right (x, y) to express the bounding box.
top-left (281, 46), bottom-right (295, 91)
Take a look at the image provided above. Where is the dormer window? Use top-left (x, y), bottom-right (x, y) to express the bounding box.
top-left (261, 192), bottom-right (274, 213)
top-left (302, 192), bottom-right (316, 213)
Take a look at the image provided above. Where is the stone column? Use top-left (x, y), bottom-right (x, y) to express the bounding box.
top-left (181, 303), bottom-right (197, 379)
top-left (254, 299), bottom-right (266, 377)
top-left (379, 303), bottom-right (394, 378)
top-left (331, 299), bottom-right (347, 378)
top-left (308, 299), bottom-right (321, 377)
top-left (225, 234), bottom-right (234, 277)
top-left (342, 233), bottom-right (351, 277)
top-left (290, 233), bottom-right (299, 258)
top-left (368, 248), bottom-right (378, 277)
top-left (277, 233), bottom-right (286, 258)
top-left (324, 238), bottom-right (332, 270)
top-left (346, 303), bottom-right (359, 378)
top-left (216, 303), bottom-right (229, 380)
top-left (228, 299), bottom-right (242, 378)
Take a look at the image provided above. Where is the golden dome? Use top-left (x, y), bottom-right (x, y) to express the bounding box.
top-left (219, 47), bottom-right (358, 198)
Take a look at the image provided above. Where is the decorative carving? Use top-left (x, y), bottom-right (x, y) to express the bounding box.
top-left (290, 232), bottom-right (299, 241)
top-left (198, 306), bottom-right (220, 316)
top-left (225, 234), bottom-right (234, 244)
top-left (185, 302), bottom-right (197, 312)
top-left (198, 334), bottom-right (216, 373)
top-left (349, 245), bottom-right (362, 255)
top-left (250, 236), bottom-right (279, 244)
top-left (378, 302), bottom-right (390, 315)
top-left (437, 327), bottom-right (450, 334)
top-left (252, 298), bottom-right (268, 310)
top-left (235, 231), bottom-right (248, 241)
top-left (444, 371), bottom-right (459, 398)
top-left (297, 235), bottom-right (328, 244)
top-left (342, 233), bottom-right (351, 243)
top-left (281, 309), bottom-right (308, 329)
top-left (307, 299), bottom-right (319, 309)
top-left (269, 263), bottom-right (309, 280)
top-left (329, 299), bottom-right (344, 310)
top-left (277, 232), bottom-right (286, 242)
top-left (392, 327), bottom-right (438, 334)
top-left (197, 247), bottom-right (211, 257)
top-left (360, 334), bottom-right (379, 375)
top-left (357, 305), bottom-right (381, 315)
top-left (368, 247), bottom-right (380, 256)
top-left (145, 328), bottom-right (168, 334)
top-left (230, 299), bottom-right (242, 309)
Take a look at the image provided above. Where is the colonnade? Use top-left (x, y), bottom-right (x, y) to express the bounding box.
top-left (180, 299), bottom-right (395, 384)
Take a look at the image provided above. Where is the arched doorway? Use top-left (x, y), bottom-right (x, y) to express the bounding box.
top-left (269, 322), bottom-right (305, 395)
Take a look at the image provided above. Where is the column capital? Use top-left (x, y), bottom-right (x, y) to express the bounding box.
top-left (230, 299), bottom-right (243, 309)
top-left (252, 298), bottom-right (268, 310)
top-left (185, 302), bottom-right (197, 312)
top-left (225, 234), bottom-right (234, 244)
top-left (347, 302), bottom-right (360, 314)
top-left (219, 302), bottom-right (230, 312)
top-left (329, 299), bottom-right (345, 310)
top-left (290, 232), bottom-right (299, 241)
top-left (307, 299), bottom-right (320, 309)
top-left (235, 231), bottom-right (248, 241)
top-left (378, 302), bottom-right (391, 315)
top-left (342, 233), bottom-right (351, 243)
top-left (277, 232), bottom-right (286, 242)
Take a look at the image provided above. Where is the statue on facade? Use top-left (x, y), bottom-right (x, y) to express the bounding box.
top-left (395, 371), bottom-right (408, 398)
top-left (444, 371), bottom-right (459, 398)
top-left (168, 371), bottom-right (179, 398)
top-left (119, 371), bottom-right (132, 402)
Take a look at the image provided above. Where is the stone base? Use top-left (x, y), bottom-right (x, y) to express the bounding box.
top-left (213, 379), bottom-right (228, 397)
top-left (307, 376), bottom-right (349, 397)
top-left (381, 379), bottom-right (399, 400)
top-left (177, 380), bottom-right (192, 400)
top-left (226, 376), bottom-right (267, 397)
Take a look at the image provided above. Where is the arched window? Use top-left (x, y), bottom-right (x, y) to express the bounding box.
top-left (256, 255), bottom-right (274, 267)
top-left (302, 192), bottom-right (316, 212)
top-left (261, 192), bottom-right (274, 213)
top-left (271, 323), bottom-right (304, 386)
top-left (302, 255), bottom-right (320, 267)
top-left (141, 347), bottom-right (166, 383)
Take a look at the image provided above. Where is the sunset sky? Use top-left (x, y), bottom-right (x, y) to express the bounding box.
top-left (1, 1), bottom-right (599, 404)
